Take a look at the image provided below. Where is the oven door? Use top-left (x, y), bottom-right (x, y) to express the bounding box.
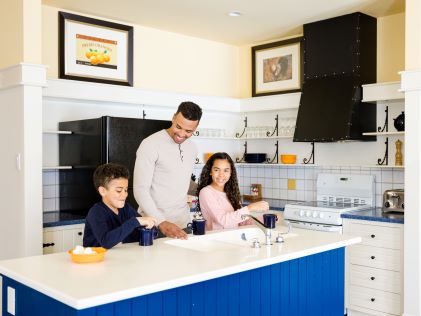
top-left (288, 220), bottom-right (343, 233)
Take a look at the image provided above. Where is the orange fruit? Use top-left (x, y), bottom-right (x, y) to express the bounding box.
top-left (97, 54), bottom-right (105, 64)
top-left (85, 51), bottom-right (92, 59)
top-left (90, 55), bottom-right (98, 65)
top-left (104, 54), bottom-right (110, 62)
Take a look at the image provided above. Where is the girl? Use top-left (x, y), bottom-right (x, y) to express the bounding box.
top-left (197, 152), bottom-right (269, 230)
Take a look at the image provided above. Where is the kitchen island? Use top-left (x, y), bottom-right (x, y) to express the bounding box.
top-left (0, 226), bottom-right (360, 316)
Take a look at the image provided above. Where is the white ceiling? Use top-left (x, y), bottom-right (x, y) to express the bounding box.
top-left (42, 0), bottom-right (405, 45)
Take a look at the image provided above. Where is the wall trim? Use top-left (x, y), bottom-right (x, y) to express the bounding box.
top-left (400, 69), bottom-right (421, 92)
top-left (0, 63), bottom-right (47, 90)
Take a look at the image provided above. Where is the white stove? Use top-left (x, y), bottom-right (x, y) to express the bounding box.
top-left (284, 174), bottom-right (375, 233)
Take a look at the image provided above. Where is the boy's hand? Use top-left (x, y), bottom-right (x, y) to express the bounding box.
top-left (159, 221), bottom-right (188, 239)
top-left (137, 216), bottom-right (156, 229)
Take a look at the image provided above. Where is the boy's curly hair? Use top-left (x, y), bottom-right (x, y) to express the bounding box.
top-left (196, 152), bottom-right (241, 211)
top-left (93, 163), bottom-right (130, 190)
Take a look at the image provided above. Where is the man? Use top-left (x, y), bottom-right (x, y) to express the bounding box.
top-left (133, 101), bottom-right (202, 239)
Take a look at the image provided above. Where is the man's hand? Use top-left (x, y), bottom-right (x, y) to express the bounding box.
top-left (159, 221), bottom-right (188, 239)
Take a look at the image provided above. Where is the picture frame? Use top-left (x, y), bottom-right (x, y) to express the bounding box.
top-left (59, 11), bottom-right (133, 86)
top-left (252, 37), bottom-right (303, 97)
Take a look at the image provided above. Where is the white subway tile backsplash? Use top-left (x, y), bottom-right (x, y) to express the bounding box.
top-left (305, 180), bottom-right (314, 191)
top-left (42, 171), bottom-right (56, 185)
top-left (295, 168), bottom-right (305, 179)
top-left (370, 170), bottom-right (381, 183)
top-left (393, 170), bottom-right (404, 184)
top-left (280, 190), bottom-right (288, 199)
top-left (296, 191), bottom-right (305, 201)
top-left (43, 186), bottom-right (56, 199)
top-left (304, 168), bottom-right (314, 180)
top-left (287, 190), bottom-right (297, 200)
top-left (381, 170), bottom-right (393, 183)
top-left (264, 168), bottom-right (273, 178)
top-left (296, 180), bottom-right (304, 190)
top-left (43, 198), bottom-right (56, 212)
top-left (287, 168), bottom-right (296, 178)
top-left (280, 168), bottom-right (288, 178)
top-left (280, 179), bottom-right (288, 189)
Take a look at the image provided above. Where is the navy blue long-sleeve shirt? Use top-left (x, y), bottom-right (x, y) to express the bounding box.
top-left (83, 201), bottom-right (141, 249)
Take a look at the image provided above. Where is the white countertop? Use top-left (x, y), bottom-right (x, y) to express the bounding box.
top-left (0, 226), bottom-right (361, 310)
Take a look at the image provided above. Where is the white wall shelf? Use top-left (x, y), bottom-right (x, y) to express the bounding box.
top-left (362, 131), bottom-right (405, 136)
top-left (42, 166), bottom-right (72, 170)
top-left (193, 135), bottom-right (293, 140)
top-left (362, 81), bottom-right (404, 103)
top-left (43, 78), bottom-right (300, 113)
top-left (43, 130), bottom-right (72, 135)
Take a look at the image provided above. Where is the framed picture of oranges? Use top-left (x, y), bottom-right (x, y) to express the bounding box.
top-left (59, 12), bottom-right (133, 86)
top-left (252, 37), bottom-right (303, 97)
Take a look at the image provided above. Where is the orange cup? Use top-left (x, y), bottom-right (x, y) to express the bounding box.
top-left (204, 153), bottom-right (213, 162)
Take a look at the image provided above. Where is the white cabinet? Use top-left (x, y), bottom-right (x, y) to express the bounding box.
top-left (43, 224), bottom-right (85, 254)
top-left (344, 219), bottom-right (403, 316)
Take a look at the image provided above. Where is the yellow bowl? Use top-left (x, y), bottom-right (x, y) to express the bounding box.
top-left (68, 247), bottom-right (107, 264)
top-left (203, 153), bottom-right (214, 163)
top-left (280, 154), bottom-right (297, 164)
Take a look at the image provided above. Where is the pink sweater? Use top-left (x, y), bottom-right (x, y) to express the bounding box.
top-left (199, 185), bottom-right (250, 230)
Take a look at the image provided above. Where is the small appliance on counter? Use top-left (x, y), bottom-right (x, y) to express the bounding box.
top-left (382, 189), bottom-right (404, 213)
top-left (243, 183), bottom-right (262, 202)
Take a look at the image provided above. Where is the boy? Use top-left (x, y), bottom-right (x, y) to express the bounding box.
top-left (83, 163), bottom-right (156, 249)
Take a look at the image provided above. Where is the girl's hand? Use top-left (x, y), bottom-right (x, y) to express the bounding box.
top-left (138, 216), bottom-right (157, 229)
top-left (247, 201), bottom-right (269, 212)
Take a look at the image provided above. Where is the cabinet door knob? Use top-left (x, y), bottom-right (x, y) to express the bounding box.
top-left (370, 256), bottom-right (375, 260)
top-left (371, 298), bottom-right (375, 302)
top-left (78, 232), bottom-right (83, 236)
top-left (370, 276), bottom-right (375, 280)
top-left (370, 234), bottom-right (375, 238)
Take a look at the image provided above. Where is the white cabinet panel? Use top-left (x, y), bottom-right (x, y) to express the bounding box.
top-left (344, 219), bottom-right (403, 316)
top-left (349, 285), bottom-right (401, 315)
top-left (43, 231), bottom-right (63, 254)
top-left (349, 265), bottom-right (401, 293)
top-left (347, 222), bottom-right (401, 249)
top-left (348, 244), bottom-right (401, 271)
top-left (43, 224), bottom-right (85, 254)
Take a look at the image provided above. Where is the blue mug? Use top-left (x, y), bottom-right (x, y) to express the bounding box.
top-left (263, 214), bottom-right (278, 229)
top-left (139, 227), bottom-right (158, 246)
top-left (187, 219), bottom-right (206, 235)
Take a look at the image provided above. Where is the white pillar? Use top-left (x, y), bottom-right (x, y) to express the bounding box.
top-left (0, 63), bottom-right (46, 259)
top-left (402, 70), bottom-right (421, 316)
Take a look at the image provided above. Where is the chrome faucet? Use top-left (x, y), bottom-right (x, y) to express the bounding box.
top-left (241, 215), bottom-right (273, 245)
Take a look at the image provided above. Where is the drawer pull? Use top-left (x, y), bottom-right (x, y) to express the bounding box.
top-left (370, 256), bottom-right (375, 260)
top-left (43, 243), bottom-right (55, 248)
top-left (370, 276), bottom-right (375, 280)
top-left (78, 232), bottom-right (83, 236)
top-left (371, 298), bottom-right (375, 302)
top-left (370, 234), bottom-right (375, 238)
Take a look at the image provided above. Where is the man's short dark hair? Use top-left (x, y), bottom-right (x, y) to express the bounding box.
top-left (176, 101), bottom-right (202, 121)
top-left (93, 163), bottom-right (130, 190)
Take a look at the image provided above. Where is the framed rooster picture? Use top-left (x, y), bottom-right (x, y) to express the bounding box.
top-left (252, 37), bottom-right (303, 97)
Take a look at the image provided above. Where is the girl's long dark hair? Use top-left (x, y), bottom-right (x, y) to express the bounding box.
top-left (196, 152), bottom-right (242, 211)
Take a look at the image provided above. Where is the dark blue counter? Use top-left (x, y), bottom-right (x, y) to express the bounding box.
top-left (341, 207), bottom-right (404, 224)
top-left (43, 211), bottom-right (86, 228)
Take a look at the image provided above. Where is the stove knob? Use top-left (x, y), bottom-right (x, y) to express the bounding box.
top-left (306, 211), bottom-right (311, 217)
top-left (299, 210), bottom-right (305, 217)
top-left (319, 213), bottom-right (325, 219)
top-left (312, 212), bottom-right (318, 218)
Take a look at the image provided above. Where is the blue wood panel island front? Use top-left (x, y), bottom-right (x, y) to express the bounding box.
top-left (1, 248), bottom-right (344, 316)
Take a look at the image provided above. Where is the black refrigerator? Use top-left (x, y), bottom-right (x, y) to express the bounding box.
top-left (58, 116), bottom-right (171, 215)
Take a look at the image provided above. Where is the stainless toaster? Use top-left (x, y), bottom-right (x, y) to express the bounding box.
top-left (382, 189), bottom-right (404, 213)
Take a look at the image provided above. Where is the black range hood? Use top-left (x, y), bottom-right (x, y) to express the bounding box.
top-left (294, 12), bottom-right (377, 142)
